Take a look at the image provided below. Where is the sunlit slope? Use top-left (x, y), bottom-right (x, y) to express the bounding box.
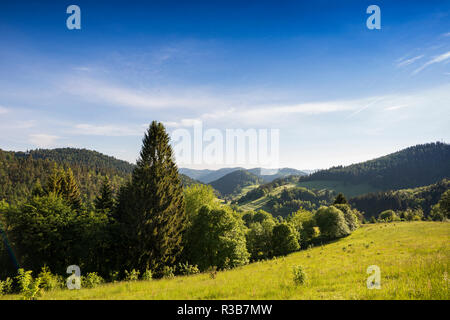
top-left (5, 222), bottom-right (447, 300)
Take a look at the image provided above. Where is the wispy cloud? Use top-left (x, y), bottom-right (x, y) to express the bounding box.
top-left (72, 123), bottom-right (146, 136)
top-left (28, 134), bottom-right (60, 148)
top-left (165, 83), bottom-right (450, 127)
top-left (396, 55), bottom-right (424, 67)
top-left (384, 104), bottom-right (410, 111)
top-left (413, 51), bottom-right (450, 74)
top-left (61, 77), bottom-right (229, 110)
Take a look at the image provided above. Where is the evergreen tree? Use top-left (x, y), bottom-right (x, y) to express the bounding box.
top-left (94, 177), bottom-right (114, 212)
top-left (61, 168), bottom-right (82, 210)
top-left (115, 121), bottom-right (186, 274)
top-left (333, 193), bottom-right (348, 204)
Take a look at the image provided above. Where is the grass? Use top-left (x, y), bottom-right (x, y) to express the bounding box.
top-left (2, 222), bottom-right (448, 300)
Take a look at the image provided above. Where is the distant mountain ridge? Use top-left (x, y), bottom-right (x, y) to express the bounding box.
top-left (180, 167), bottom-right (307, 183)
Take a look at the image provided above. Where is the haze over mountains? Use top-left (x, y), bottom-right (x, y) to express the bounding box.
top-left (180, 167), bottom-right (307, 183)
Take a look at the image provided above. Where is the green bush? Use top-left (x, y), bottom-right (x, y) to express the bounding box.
top-left (142, 269), bottom-right (153, 280)
top-left (124, 269), bottom-right (140, 281)
top-left (292, 265), bottom-right (307, 285)
top-left (0, 277), bottom-right (13, 295)
top-left (161, 266), bottom-right (175, 279)
top-left (81, 272), bottom-right (104, 288)
top-left (16, 269), bottom-right (41, 300)
top-left (177, 263), bottom-right (200, 276)
top-left (37, 266), bottom-right (63, 291)
top-left (378, 210), bottom-right (398, 222)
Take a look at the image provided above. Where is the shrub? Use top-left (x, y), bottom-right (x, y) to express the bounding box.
top-left (292, 265), bottom-right (307, 285)
top-left (177, 263), bottom-right (200, 276)
top-left (82, 272), bottom-right (104, 288)
top-left (15, 269), bottom-right (41, 300)
top-left (208, 266), bottom-right (218, 279)
top-left (0, 277), bottom-right (13, 295)
top-left (142, 269), bottom-right (153, 280)
top-left (124, 269), bottom-right (140, 281)
top-left (161, 266), bottom-right (175, 279)
top-left (378, 210), bottom-right (397, 222)
top-left (37, 266), bottom-right (63, 291)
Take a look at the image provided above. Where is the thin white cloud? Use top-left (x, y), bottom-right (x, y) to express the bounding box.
top-left (62, 78), bottom-right (229, 110)
top-left (166, 83), bottom-right (450, 127)
top-left (384, 104), bottom-right (410, 111)
top-left (28, 134), bottom-right (60, 148)
top-left (413, 51), bottom-right (450, 74)
top-left (396, 55), bottom-right (424, 67)
top-left (72, 124), bottom-right (146, 136)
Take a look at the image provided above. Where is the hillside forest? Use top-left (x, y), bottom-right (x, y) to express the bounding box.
top-left (0, 122), bottom-right (449, 298)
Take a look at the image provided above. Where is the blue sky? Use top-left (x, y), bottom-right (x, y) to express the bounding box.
top-left (0, 0), bottom-right (449, 169)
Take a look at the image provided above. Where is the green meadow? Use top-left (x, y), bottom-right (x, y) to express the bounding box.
top-left (3, 222), bottom-right (448, 300)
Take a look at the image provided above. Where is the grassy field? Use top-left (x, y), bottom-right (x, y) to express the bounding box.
top-left (2, 222), bottom-right (448, 300)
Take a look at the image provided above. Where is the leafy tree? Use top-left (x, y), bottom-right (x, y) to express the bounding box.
top-left (333, 193), bottom-right (348, 204)
top-left (272, 222), bottom-right (300, 256)
top-left (314, 206), bottom-right (350, 239)
top-left (378, 209), bottom-right (397, 222)
top-left (289, 209), bottom-right (317, 246)
top-left (184, 184), bottom-right (218, 223)
top-left (333, 204), bottom-right (360, 231)
top-left (430, 203), bottom-right (445, 221)
top-left (184, 206), bottom-right (249, 271)
top-left (4, 194), bottom-right (84, 274)
top-left (115, 121), bottom-right (186, 274)
top-left (437, 189), bottom-right (450, 219)
top-left (246, 219), bottom-right (275, 260)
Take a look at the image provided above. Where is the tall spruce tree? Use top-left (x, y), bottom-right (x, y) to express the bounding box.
top-left (95, 176), bottom-right (114, 213)
top-left (115, 121), bottom-right (186, 274)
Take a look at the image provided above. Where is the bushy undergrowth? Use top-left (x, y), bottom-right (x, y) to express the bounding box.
top-left (292, 265), bottom-right (307, 285)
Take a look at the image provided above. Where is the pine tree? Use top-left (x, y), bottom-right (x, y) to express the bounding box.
top-left (45, 165), bottom-right (81, 210)
top-left (61, 168), bottom-right (82, 210)
top-left (333, 193), bottom-right (348, 204)
top-left (115, 121), bottom-right (186, 274)
top-left (46, 165), bottom-right (64, 196)
top-left (95, 176), bottom-right (114, 212)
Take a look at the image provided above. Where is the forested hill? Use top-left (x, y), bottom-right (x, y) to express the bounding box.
top-left (349, 179), bottom-right (450, 219)
top-left (14, 148), bottom-right (134, 175)
top-left (302, 142), bottom-right (450, 191)
top-left (209, 169), bottom-right (264, 197)
top-left (0, 148), bottom-right (199, 205)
